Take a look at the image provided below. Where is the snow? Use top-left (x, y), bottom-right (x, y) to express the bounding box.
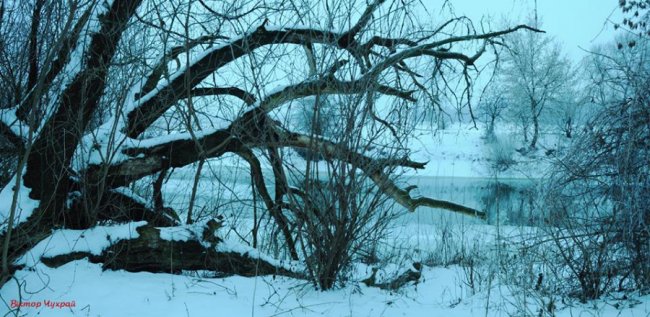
top-left (0, 175), bottom-right (642, 317)
top-left (217, 234), bottom-right (304, 274)
top-left (4, 2), bottom-right (641, 315)
top-left (406, 123), bottom-right (557, 178)
top-left (2, 258), bottom-right (648, 317)
top-left (0, 173), bottom-right (40, 234)
top-left (158, 225), bottom-right (196, 243)
top-left (17, 221), bottom-right (146, 267)
top-left (263, 24), bottom-right (340, 33)
top-left (0, 117), bottom-right (587, 317)
top-left (156, 219), bottom-right (305, 274)
top-left (133, 125), bottom-right (231, 149)
top-left (2, 170), bottom-right (648, 316)
top-left (0, 109), bottom-right (29, 141)
top-left (72, 124), bottom-right (131, 168)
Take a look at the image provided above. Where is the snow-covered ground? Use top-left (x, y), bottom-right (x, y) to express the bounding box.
top-left (2, 123), bottom-right (649, 317)
top-left (2, 260), bottom-right (647, 317)
top-left (2, 223), bottom-right (649, 317)
top-left (406, 123), bottom-right (562, 179)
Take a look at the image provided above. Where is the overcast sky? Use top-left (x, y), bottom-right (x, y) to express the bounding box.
top-left (430, 0), bottom-right (622, 60)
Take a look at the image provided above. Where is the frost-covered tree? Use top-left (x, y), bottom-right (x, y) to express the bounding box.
top-left (0, 0), bottom-right (537, 286)
top-left (543, 36), bottom-right (650, 299)
top-left (477, 84), bottom-right (509, 141)
top-left (499, 23), bottom-right (574, 149)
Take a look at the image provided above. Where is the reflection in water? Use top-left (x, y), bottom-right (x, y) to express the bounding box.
top-left (163, 168), bottom-right (541, 226)
top-left (480, 182), bottom-right (537, 225)
top-left (408, 176), bottom-right (539, 226)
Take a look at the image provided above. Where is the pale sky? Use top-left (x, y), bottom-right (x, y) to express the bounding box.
top-left (427, 0), bottom-right (622, 60)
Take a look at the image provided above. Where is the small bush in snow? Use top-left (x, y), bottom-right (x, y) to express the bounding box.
top-left (485, 136), bottom-right (517, 172)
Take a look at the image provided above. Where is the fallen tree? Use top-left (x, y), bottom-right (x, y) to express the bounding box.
top-left (36, 220), bottom-right (301, 278)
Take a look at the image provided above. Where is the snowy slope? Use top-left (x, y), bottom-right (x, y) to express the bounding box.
top-left (406, 123), bottom-right (561, 179)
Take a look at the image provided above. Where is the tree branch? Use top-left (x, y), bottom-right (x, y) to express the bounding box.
top-left (257, 76), bottom-right (417, 112)
top-left (275, 130), bottom-right (486, 218)
top-left (125, 25), bottom-right (345, 137)
top-left (15, 3), bottom-right (95, 124)
top-left (337, 0), bottom-right (385, 48)
top-left (236, 148), bottom-right (299, 260)
top-left (190, 87), bottom-right (256, 105)
top-left (126, 21), bottom-right (530, 138)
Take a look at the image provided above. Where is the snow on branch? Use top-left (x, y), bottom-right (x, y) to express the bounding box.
top-left (123, 25), bottom-right (345, 138)
top-left (257, 74), bottom-right (416, 112)
top-left (123, 12), bottom-right (517, 138)
top-left (190, 87), bottom-right (256, 105)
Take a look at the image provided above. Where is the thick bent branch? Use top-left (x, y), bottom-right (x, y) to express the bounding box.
top-left (96, 129), bottom-right (242, 186)
top-left (137, 34), bottom-right (229, 98)
top-left (125, 21), bottom-right (532, 138)
top-left (190, 87), bottom-right (256, 105)
top-left (88, 102), bottom-right (484, 218)
top-left (275, 130), bottom-right (486, 218)
top-left (258, 75), bottom-right (416, 112)
top-left (89, 107), bottom-right (272, 186)
top-left (125, 25), bottom-right (347, 137)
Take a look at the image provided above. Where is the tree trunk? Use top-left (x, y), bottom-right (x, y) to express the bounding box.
top-left (38, 222), bottom-right (300, 278)
top-left (0, 1), bottom-right (144, 285)
top-left (530, 101), bottom-right (539, 149)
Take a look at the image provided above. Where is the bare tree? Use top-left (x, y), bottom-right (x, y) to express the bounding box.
top-left (499, 22), bottom-right (574, 149)
top-left (0, 0), bottom-right (537, 287)
top-left (542, 36), bottom-right (650, 299)
top-left (478, 85), bottom-right (509, 141)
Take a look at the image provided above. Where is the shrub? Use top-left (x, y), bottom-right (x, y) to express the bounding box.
top-left (289, 167), bottom-right (398, 290)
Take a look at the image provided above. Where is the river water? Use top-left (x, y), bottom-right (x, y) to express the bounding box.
top-left (162, 166), bottom-right (540, 226)
top-left (404, 176), bottom-right (539, 226)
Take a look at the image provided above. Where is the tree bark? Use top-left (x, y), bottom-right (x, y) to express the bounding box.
top-left (1, 2), bottom-right (144, 285)
top-left (39, 222), bottom-right (300, 278)
top-left (362, 262), bottom-right (422, 290)
top-left (531, 111), bottom-right (539, 149)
